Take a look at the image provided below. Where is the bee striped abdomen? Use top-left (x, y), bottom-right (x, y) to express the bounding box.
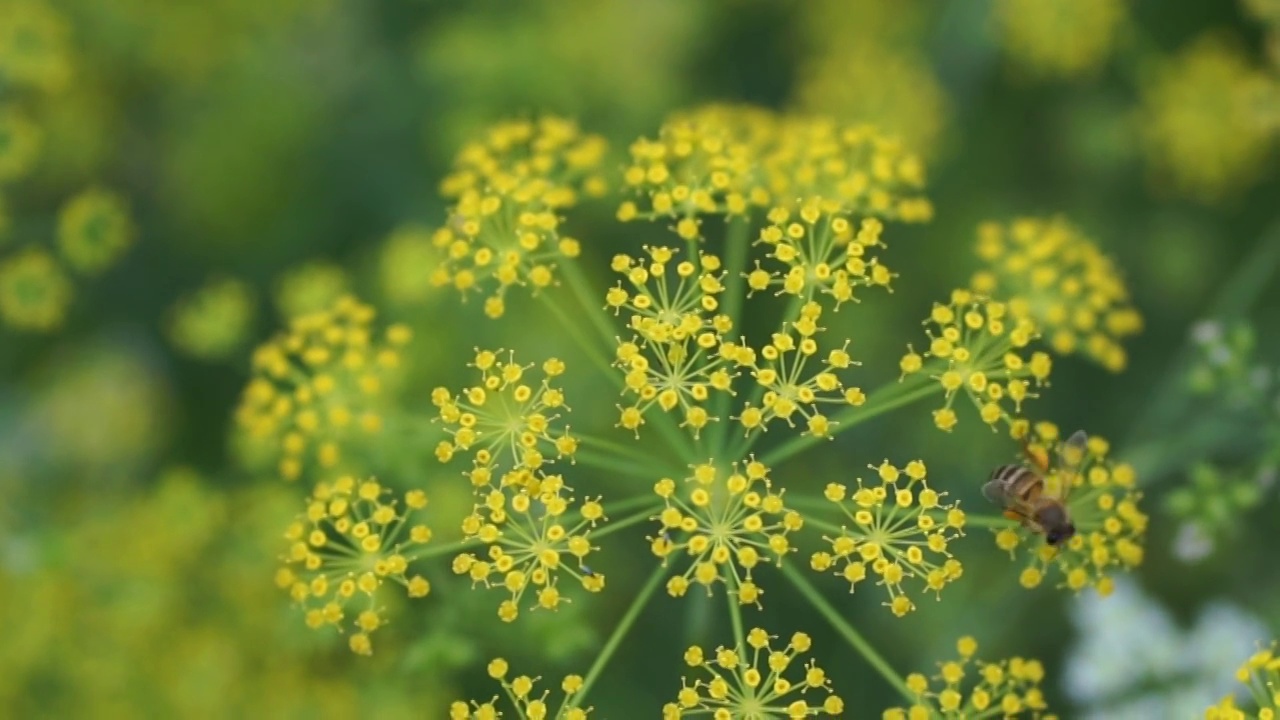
top-left (990, 464), bottom-right (1042, 502)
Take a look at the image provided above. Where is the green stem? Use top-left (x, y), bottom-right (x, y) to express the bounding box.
top-left (781, 564), bottom-right (914, 702)
top-left (579, 433), bottom-right (682, 473)
top-left (539, 293), bottom-right (618, 381)
top-left (414, 537), bottom-right (484, 560)
top-left (710, 217), bottom-right (753, 458)
top-left (576, 448), bottom-right (672, 481)
top-left (725, 572), bottom-right (746, 645)
top-left (590, 503), bottom-right (663, 541)
top-left (962, 514), bottom-right (1017, 529)
top-left (572, 562), bottom-right (668, 707)
top-left (758, 375), bottom-right (941, 467)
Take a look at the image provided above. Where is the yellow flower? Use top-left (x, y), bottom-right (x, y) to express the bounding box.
top-left (751, 203), bottom-right (895, 307)
top-left (1205, 643), bottom-right (1280, 719)
top-left (379, 224), bottom-right (442, 306)
top-left (433, 350), bottom-right (577, 492)
top-left (970, 218), bottom-right (1141, 372)
top-left (0, 247), bottom-right (73, 331)
top-left (0, 0), bottom-right (73, 92)
top-left (1138, 34), bottom-right (1280, 202)
top-left (665, 628), bottom-right (843, 718)
top-left (235, 295), bottom-right (411, 482)
top-left (885, 636), bottom-right (1056, 718)
top-left (274, 261), bottom-right (351, 319)
top-left (451, 661), bottom-right (592, 719)
top-left (277, 476), bottom-right (433, 655)
top-left (650, 458), bottom-right (801, 605)
top-left (0, 106), bottom-right (42, 182)
top-left (431, 116), bottom-right (607, 318)
top-left (994, 422), bottom-right (1146, 594)
top-left (810, 460), bottom-right (964, 616)
top-left (55, 188), bottom-right (136, 275)
top-left (166, 276), bottom-right (256, 361)
top-left (900, 289), bottom-right (1049, 432)
top-left (453, 472), bottom-right (605, 622)
top-left (994, 0), bottom-right (1127, 79)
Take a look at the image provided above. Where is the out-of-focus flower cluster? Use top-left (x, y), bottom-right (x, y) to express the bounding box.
top-left (430, 116), bottom-right (608, 318)
top-left (970, 218), bottom-right (1142, 372)
top-left (166, 276), bottom-right (257, 362)
top-left (993, 0), bottom-right (1127, 79)
top-left (1206, 644), bottom-right (1280, 719)
top-left (885, 636), bottom-right (1056, 719)
top-left (995, 422), bottom-right (1146, 594)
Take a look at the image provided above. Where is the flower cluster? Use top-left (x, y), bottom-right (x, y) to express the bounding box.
top-left (430, 116), bottom-right (609, 317)
top-left (0, 247), bottom-right (72, 331)
top-left (1138, 35), bottom-right (1280, 202)
top-left (433, 350), bottom-right (578, 492)
top-left (275, 476), bottom-right (433, 655)
top-left (165, 276), bottom-right (256, 361)
top-left (900, 289), bottom-right (1051, 432)
top-left (884, 636), bottom-right (1056, 718)
top-left (650, 458), bottom-right (802, 605)
top-left (0, 106), bottom-right (42, 183)
top-left (235, 295), bottom-right (412, 481)
top-left (618, 104), bottom-right (931, 235)
top-left (994, 422), bottom-right (1147, 594)
top-left (749, 202), bottom-right (895, 308)
top-left (970, 218), bottom-right (1142, 372)
top-left (810, 460), bottom-right (965, 617)
top-left (993, 0), bottom-right (1127, 79)
top-left (56, 188), bottom-right (136, 275)
top-left (451, 659), bottom-right (592, 720)
top-left (665, 628), bottom-right (844, 718)
top-left (453, 472), bottom-right (606, 622)
top-left (1206, 644), bottom-right (1280, 719)
top-left (0, 0), bottom-right (73, 92)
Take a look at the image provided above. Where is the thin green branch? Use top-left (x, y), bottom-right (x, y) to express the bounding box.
top-left (710, 217), bottom-right (753, 458)
top-left (590, 503), bottom-right (663, 541)
top-left (572, 562), bottom-right (668, 707)
top-left (725, 572), bottom-right (746, 646)
top-left (962, 514), bottom-right (1017, 529)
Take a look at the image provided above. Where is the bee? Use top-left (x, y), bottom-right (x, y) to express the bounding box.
top-left (982, 430), bottom-right (1089, 547)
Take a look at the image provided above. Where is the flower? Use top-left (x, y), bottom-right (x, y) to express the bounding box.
top-left (993, 0), bottom-right (1127, 79)
top-left (970, 217), bottom-right (1142, 372)
top-left (451, 659), bottom-right (592, 719)
top-left (608, 246), bottom-right (736, 437)
top-left (235, 295), bottom-right (412, 481)
top-left (274, 261), bottom-right (351, 319)
top-left (379, 224), bottom-right (442, 306)
top-left (166, 276), bottom-right (256, 361)
top-left (884, 636), bottom-right (1056, 718)
top-left (431, 116), bottom-right (607, 318)
top-left (663, 628), bottom-right (844, 718)
top-left (810, 460), bottom-right (964, 617)
top-left (275, 476), bottom-right (433, 655)
top-left (0, 247), bottom-right (73, 331)
top-left (0, 106), bottom-right (42, 182)
top-left (1205, 644), bottom-right (1280, 719)
top-left (900, 289), bottom-right (1050, 432)
top-left (751, 202), bottom-right (894, 308)
top-left (993, 422), bottom-right (1147, 594)
top-left (0, 0), bottom-right (73, 92)
top-left (1138, 34), bottom-right (1280, 202)
top-left (650, 458), bottom-right (802, 605)
top-left (55, 188), bottom-right (135, 275)
top-left (452, 473), bottom-right (605, 622)
top-left (433, 350), bottom-right (578, 493)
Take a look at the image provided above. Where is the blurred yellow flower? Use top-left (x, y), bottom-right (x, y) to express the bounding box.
top-left (810, 460), bottom-right (964, 617)
top-left (994, 0), bottom-right (1127, 79)
top-left (970, 218), bottom-right (1142, 372)
top-left (379, 224), bottom-right (442, 306)
top-left (0, 106), bottom-right (42, 182)
top-left (451, 660), bottom-right (591, 719)
top-left (885, 636), bottom-right (1056, 718)
top-left (166, 276), bottom-right (257, 361)
top-left (277, 476), bottom-right (433, 655)
top-left (274, 261), bottom-right (351, 319)
top-left (0, 247), bottom-right (72, 331)
top-left (0, 0), bottom-right (73, 92)
top-left (1138, 35), bottom-right (1280, 202)
top-left (55, 187), bottom-right (135, 275)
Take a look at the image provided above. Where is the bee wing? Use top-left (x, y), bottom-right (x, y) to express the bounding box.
top-left (1055, 430), bottom-right (1089, 502)
top-left (982, 477), bottom-right (1011, 506)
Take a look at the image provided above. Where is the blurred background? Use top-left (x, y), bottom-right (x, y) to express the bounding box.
top-left (2, 0), bottom-right (1280, 716)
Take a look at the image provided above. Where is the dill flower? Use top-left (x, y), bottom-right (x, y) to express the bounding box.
top-left (275, 475), bottom-right (433, 655)
top-left (650, 458), bottom-right (802, 605)
top-left (433, 349), bottom-right (578, 494)
top-left (0, 247), bottom-right (73, 331)
top-left (994, 422), bottom-right (1147, 594)
top-left (453, 470), bottom-right (605, 622)
top-left (235, 295), bottom-right (412, 481)
top-left (166, 276), bottom-right (256, 361)
top-left (0, 0), bottom-right (72, 92)
top-left (55, 188), bottom-right (136, 275)
top-left (1206, 645), bottom-right (1280, 719)
top-left (970, 218), bottom-right (1142, 372)
top-left (751, 202), bottom-right (896, 307)
top-left (431, 116), bottom-right (608, 318)
top-left (379, 224), bottom-right (441, 306)
top-left (885, 636), bottom-right (1056, 719)
top-left (451, 659), bottom-right (592, 719)
top-left (664, 627), bottom-right (844, 718)
top-left (0, 106), bottom-right (42, 182)
top-left (810, 460), bottom-right (964, 617)
top-left (899, 289), bottom-right (1051, 432)
top-left (274, 261), bottom-right (351, 319)
top-left (608, 246), bottom-right (736, 436)
top-left (993, 0), bottom-right (1126, 79)
top-left (1138, 35), bottom-right (1280, 202)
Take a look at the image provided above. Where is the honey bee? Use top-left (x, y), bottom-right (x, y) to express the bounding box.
top-left (982, 430), bottom-right (1089, 547)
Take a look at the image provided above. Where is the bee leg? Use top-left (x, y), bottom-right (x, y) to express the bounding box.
top-left (1002, 510), bottom-right (1024, 522)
